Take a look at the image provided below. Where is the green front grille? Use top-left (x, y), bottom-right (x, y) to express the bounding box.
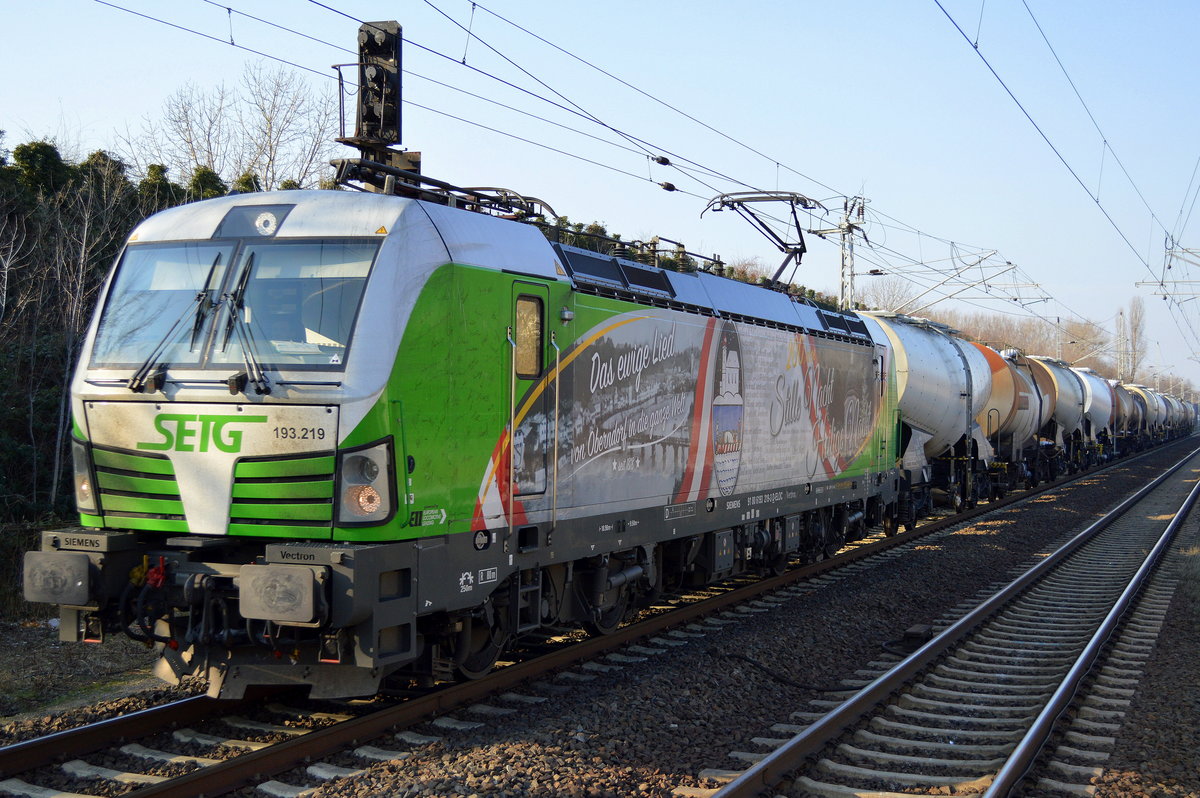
top-left (229, 453), bottom-right (336, 538)
top-left (88, 446), bottom-right (336, 538)
top-left (92, 445), bottom-right (189, 531)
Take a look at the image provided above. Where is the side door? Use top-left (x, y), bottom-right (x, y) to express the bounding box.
top-left (509, 282), bottom-right (551, 498)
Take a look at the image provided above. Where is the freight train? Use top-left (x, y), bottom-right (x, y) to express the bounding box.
top-left (23, 162), bottom-right (1195, 699)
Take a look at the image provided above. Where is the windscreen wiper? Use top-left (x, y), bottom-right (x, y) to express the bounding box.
top-left (127, 252), bottom-right (224, 393)
top-left (190, 252), bottom-right (224, 348)
top-left (220, 252), bottom-right (271, 395)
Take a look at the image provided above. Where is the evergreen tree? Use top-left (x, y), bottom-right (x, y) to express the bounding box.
top-left (137, 164), bottom-right (183, 212)
top-left (188, 166), bottom-right (227, 200)
top-left (231, 171), bottom-right (262, 193)
top-left (11, 140), bottom-right (73, 196)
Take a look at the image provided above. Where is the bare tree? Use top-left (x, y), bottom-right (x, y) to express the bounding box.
top-left (859, 275), bottom-right (920, 312)
top-left (0, 212), bottom-right (31, 329)
top-left (119, 62), bottom-right (338, 190)
top-left (119, 81), bottom-right (237, 182)
top-left (235, 63), bottom-right (339, 189)
top-left (1126, 296), bottom-right (1146, 381)
top-left (44, 153), bottom-right (139, 503)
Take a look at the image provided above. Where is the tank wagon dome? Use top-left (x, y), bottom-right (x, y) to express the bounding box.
top-left (1070, 367), bottom-right (1115, 442)
top-left (858, 312), bottom-right (992, 461)
top-left (972, 342), bottom-right (1039, 456)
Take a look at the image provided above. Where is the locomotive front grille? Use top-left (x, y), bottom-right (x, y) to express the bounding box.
top-left (229, 453), bottom-right (336, 537)
top-left (90, 446), bottom-right (189, 532)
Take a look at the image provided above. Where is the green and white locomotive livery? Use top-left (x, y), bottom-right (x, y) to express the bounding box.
top-left (25, 189), bottom-right (900, 698)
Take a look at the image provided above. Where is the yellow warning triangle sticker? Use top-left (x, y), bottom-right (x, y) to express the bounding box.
top-left (375, 226), bottom-right (388, 234)
top-left (129, 233), bottom-right (139, 241)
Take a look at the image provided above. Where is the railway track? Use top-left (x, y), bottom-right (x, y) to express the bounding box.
top-left (0, 444), bottom-right (1189, 798)
top-left (696, 444), bottom-right (1200, 798)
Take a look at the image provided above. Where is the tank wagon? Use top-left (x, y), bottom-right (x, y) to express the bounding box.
top-left (1072, 367), bottom-right (1116, 464)
top-left (859, 313), bottom-right (992, 520)
top-left (1127, 384), bottom-right (1168, 444)
top-left (972, 345), bottom-right (1044, 491)
top-left (24, 187), bottom-right (903, 698)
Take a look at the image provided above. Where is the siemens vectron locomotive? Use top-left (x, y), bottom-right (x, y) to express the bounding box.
top-left (24, 166), bottom-right (1192, 699)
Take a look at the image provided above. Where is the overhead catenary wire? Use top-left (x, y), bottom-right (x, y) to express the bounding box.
top-left (95, 0), bottom-right (721, 199)
top-left (96, 0), bottom-right (1190, 377)
top-left (127, 1), bottom-right (1086, 324)
top-left (251, 0), bottom-right (1075, 317)
top-left (932, 0), bottom-right (1156, 280)
top-left (445, 0), bottom-right (1155, 340)
top-left (933, 0), bottom-right (1200, 370)
top-left (1019, 0), bottom-right (1172, 246)
top-left (97, 0), bottom-right (334, 80)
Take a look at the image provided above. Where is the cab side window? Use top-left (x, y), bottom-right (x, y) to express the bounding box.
top-left (515, 296), bottom-right (543, 378)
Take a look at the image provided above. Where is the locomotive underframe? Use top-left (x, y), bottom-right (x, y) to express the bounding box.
top-left (30, 469), bottom-right (898, 698)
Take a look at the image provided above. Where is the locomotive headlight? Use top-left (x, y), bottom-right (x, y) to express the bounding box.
top-left (336, 439), bottom-right (393, 525)
top-left (344, 454), bottom-right (380, 484)
top-left (71, 439), bottom-right (99, 515)
top-left (346, 484), bottom-right (382, 515)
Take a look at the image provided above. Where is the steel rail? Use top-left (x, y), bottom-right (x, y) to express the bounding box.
top-left (712, 443), bottom-right (1200, 798)
top-left (984, 458), bottom-right (1200, 796)
top-left (0, 490), bottom-right (940, 788)
top-left (0, 695), bottom-right (248, 778)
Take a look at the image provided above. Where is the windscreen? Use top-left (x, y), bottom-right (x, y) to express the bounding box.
top-left (90, 242), bottom-right (233, 368)
top-left (211, 240), bottom-right (378, 369)
top-left (90, 238), bottom-right (378, 371)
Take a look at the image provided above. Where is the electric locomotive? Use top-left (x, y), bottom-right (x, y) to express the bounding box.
top-left (25, 179), bottom-right (902, 698)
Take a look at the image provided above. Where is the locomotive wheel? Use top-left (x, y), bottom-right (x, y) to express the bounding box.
top-left (583, 586), bottom-right (629, 636)
top-left (454, 610), bottom-right (510, 680)
top-left (882, 508), bottom-right (899, 537)
top-left (824, 511), bottom-right (847, 559)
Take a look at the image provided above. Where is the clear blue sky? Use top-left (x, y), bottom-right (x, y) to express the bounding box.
top-left (5, 0), bottom-right (1200, 389)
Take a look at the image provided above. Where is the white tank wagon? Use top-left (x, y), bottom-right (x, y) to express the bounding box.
top-left (1026, 357), bottom-right (1085, 442)
top-left (1024, 356), bottom-right (1091, 473)
top-left (1071, 367), bottom-right (1116, 461)
top-left (1126, 384), bottom-right (1167, 440)
top-left (1107, 380), bottom-right (1144, 454)
top-left (1108, 381), bottom-right (1136, 433)
top-left (1163, 394), bottom-right (1187, 434)
top-left (860, 313), bottom-right (993, 513)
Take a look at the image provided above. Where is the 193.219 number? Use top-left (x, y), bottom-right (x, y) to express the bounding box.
top-left (273, 426), bottom-right (326, 440)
